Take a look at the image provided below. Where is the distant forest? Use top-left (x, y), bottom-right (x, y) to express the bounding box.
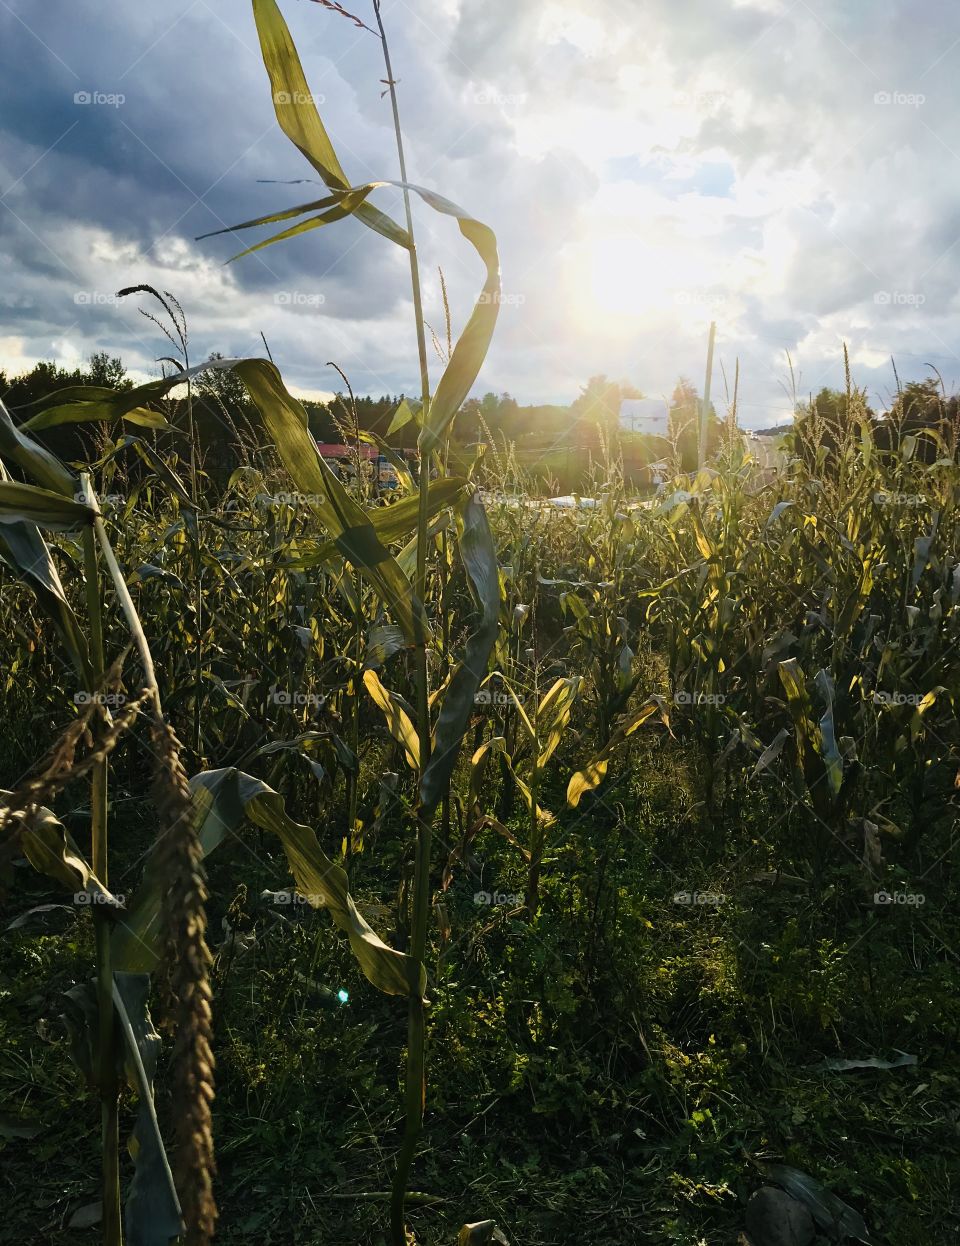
top-left (3, 351), bottom-right (957, 490)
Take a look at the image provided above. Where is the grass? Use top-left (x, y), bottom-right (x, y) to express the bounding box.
top-left (2, 718), bottom-right (958, 1243)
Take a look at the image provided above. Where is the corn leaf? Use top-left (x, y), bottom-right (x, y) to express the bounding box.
top-left (2, 796), bottom-right (119, 905)
top-left (0, 480), bottom-right (96, 530)
top-left (114, 769), bottom-right (423, 997)
top-left (420, 494), bottom-right (500, 810)
top-left (252, 0), bottom-right (410, 248)
top-left (285, 476), bottom-right (469, 569)
top-left (387, 397), bottom-right (422, 436)
top-left (363, 669), bottom-right (421, 770)
top-left (567, 699), bottom-right (667, 807)
top-left (232, 358), bottom-right (429, 644)
top-left (0, 397), bottom-right (76, 494)
top-left (534, 677), bottom-right (580, 773)
top-left (0, 510), bottom-right (91, 681)
top-left (112, 973), bottom-right (183, 1246)
top-left (208, 179), bottom-right (500, 452)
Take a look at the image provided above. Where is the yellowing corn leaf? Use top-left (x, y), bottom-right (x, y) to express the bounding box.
top-left (567, 699), bottom-right (668, 807)
top-left (252, 0), bottom-right (410, 248)
top-left (363, 669), bottom-right (421, 770)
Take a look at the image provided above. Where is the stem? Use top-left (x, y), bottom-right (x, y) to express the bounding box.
top-left (87, 500), bottom-right (162, 719)
top-left (371, 5), bottom-right (434, 1242)
top-left (81, 476), bottom-right (122, 1246)
top-left (346, 590), bottom-right (363, 871)
top-left (525, 575), bottom-right (542, 913)
top-left (183, 347), bottom-right (205, 761)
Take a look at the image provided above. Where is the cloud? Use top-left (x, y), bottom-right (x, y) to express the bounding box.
top-left (2, 0), bottom-right (960, 426)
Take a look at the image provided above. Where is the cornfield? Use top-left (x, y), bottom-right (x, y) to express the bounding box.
top-left (1, 3), bottom-right (958, 1245)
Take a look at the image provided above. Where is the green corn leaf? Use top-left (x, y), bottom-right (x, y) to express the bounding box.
top-left (196, 192), bottom-right (344, 242)
top-left (220, 183), bottom-right (388, 261)
top-left (751, 727), bottom-right (790, 778)
top-left (19, 399), bottom-right (169, 432)
top-left (499, 676), bottom-right (536, 744)
top-left (534, 676), bottom-right (581, 773)
top-left (0, 396), bottom-right (76, 494)
top-left (364, 623), bottom-right (407, 669)
top-left (387, 397), bottom-right (422, 436)
top-left (16, 363), bottom-right (201, 436)
top-left (0, 480), bottom-right (96, 530)
top-left (0, 508), bottom-right (91, 681)
top-left (112, 974), bottom-right (183, 1246)
top-left (232, 358), bottom-right (429, 644)
top-left (208, 178), bottom-right (500, 452)
top-left (778, 659), bottom-right (829, 809)
top-left (468, 736), bottom-right (552, 827)
top-left (401, 184), bottom-right (500, 453)
top-left (814, 668), bottom-right (844, 797)
top-left (468, 736), bottom-right (512, 816)
top-left (420, 494), bottom-right (500, 811)
top-left (285, 477), bottom-right (469, 569)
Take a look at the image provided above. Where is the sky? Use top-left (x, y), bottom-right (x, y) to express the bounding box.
top-left (2, 0), bottom-right (960, 428)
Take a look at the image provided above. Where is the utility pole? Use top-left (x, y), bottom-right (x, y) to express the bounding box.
top-left (698, 320), bottom-right (716, 471)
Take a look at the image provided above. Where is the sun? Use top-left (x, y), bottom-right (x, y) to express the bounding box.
top-left (586, 230), bottom-right (675, 318)
top-left (573, 224), bottom-right (708, 328)
top-left (571, 217), bottom-right (730, 333)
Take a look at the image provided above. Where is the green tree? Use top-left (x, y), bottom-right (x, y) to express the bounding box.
top-left (669, 377), bottom-right (720, 471)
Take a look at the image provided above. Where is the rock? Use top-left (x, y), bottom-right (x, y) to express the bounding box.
top-left (745, 1186), bottom-right (816, 1246)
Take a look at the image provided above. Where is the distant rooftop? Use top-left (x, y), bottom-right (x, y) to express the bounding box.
top-left (313, 442), bottom-right (378, 460)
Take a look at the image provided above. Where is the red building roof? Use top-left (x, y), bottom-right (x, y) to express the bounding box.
top-left (313, 442), bottom-right (378, 460)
